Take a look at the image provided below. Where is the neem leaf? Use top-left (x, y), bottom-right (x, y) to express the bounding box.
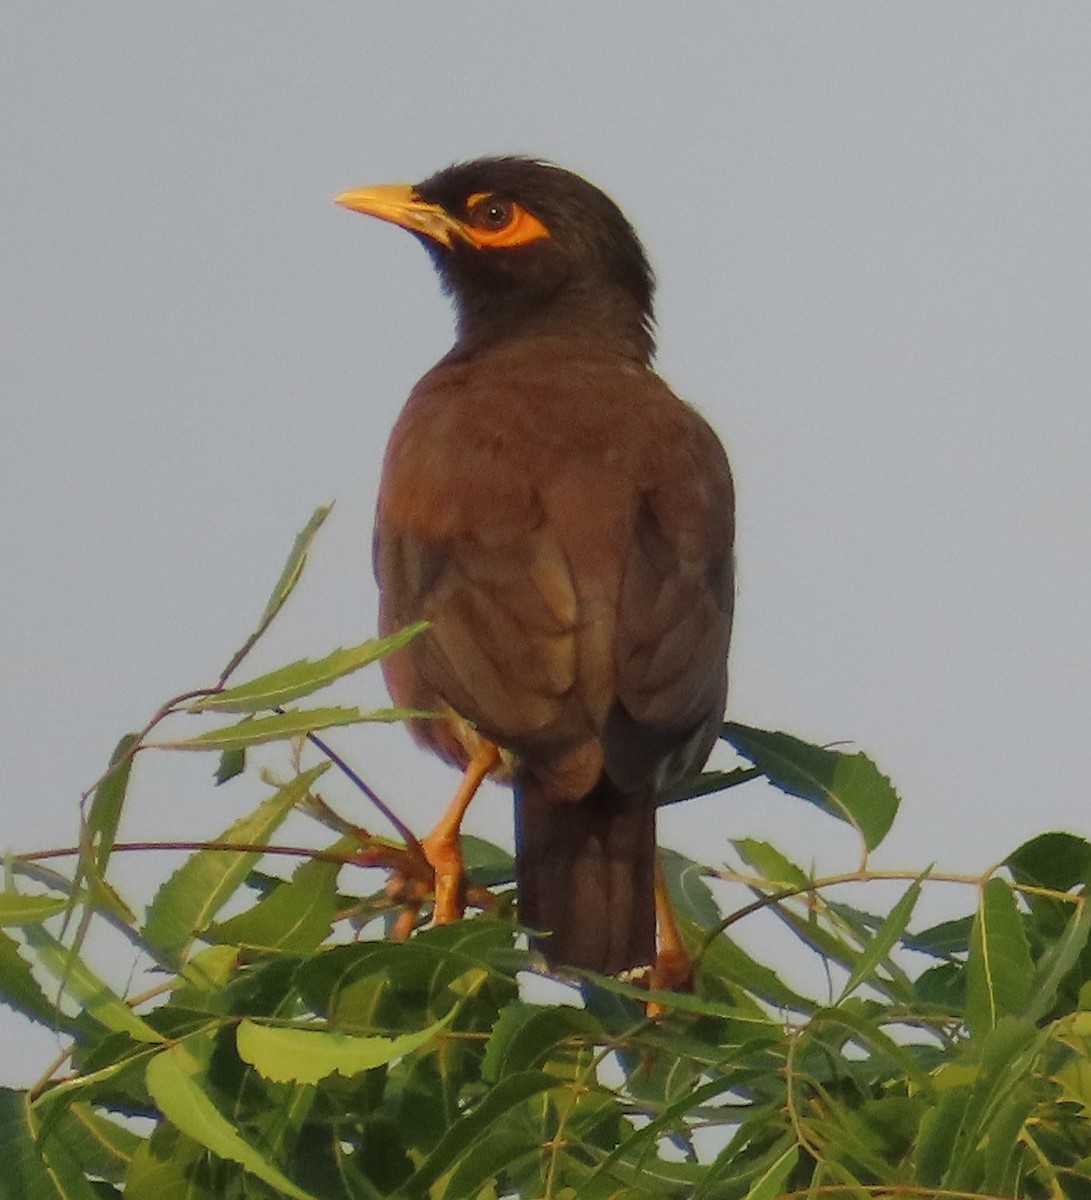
top-left (838, 873), bottom-right (925, 1001)
top-left (152, 707), bottom-right (370, 752)
top-left (966, 877), bottom-right (1033, 1035)
top-left (143, 763), bottom-right (328, 965)
top-left (742, 1144), bottom-right (799, 1200)
top-left (146, 1043), bottom-right (317, 1200)
top-left (0, 895), bottom-right (67, 927)
top-left (189, 624), bottom-right (427, 714)
top-left (722, 722), bottom-right (899, 851)
top-left (258, 505), bottom-right (332, 631)
top-left (21, 924), bottom-right (164, 1044)
top-left (215, 747), bottom-right (246, 785)
top-left (235, 1007), bottom-right (456, 1084)
top-left (0, 1087), bottom-right (102, 1200)
top-left (209, 858), bottom-right (340, 953)
top-left (0, 930), bottom-right (69, 1030)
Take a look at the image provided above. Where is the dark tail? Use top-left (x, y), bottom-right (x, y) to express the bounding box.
top-left (514, 773), bottom-right (656, 975)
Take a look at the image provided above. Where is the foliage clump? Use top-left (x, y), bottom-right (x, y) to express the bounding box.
top-left (3, 509), bottom-right (1090, 1199)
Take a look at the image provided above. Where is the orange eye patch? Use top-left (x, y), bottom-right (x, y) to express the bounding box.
top-left (461, 191), bottom-right (551, 248)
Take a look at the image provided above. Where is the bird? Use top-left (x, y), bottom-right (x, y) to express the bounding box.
top-left (335, 157), bottom-right (734, 981)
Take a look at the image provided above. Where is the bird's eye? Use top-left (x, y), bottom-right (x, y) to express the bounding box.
top-left (467, 194), bottom-right (515, 231)
top-left (461, 192), bottom-right (551, 248)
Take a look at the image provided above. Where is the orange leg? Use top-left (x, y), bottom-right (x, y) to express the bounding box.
top-left (420, 743), bottom-right (501, 925)
top-left (648, 856), bottom-right (694, 1015)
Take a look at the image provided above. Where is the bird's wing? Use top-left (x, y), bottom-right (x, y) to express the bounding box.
top-left (606, 413), bottom-right (735, 791)
top-left (375, 520), bottom-right (580, 745)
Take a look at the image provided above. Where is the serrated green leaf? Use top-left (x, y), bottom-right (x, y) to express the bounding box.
top-left (1006, 831), bottom-right (1091, 892)
top-left (49, 1102), bottom-right (141, 1184)
top-left (398, 1071), bottom-right (559, 1200)
top-left (189, 624), bottom-right (427, 714)
top-left (142, 763), bottom-right (328, 965)
top-left (0, 894), bottom-right (67, 926)
top-left (145, 1043), bottom-right (317, 1200)
top-left (742, 1144), bottom-right (798, 1200)
top-left (236, 1007), bottom-right (455, 1084)
top-left (209, 856), bottom-right (340, 953)
top-left (693, 1132), bottom-right (801, 1200)
top-left (21, 924), bottom-right (164, 1044)
top-left (481, 1002), bottom-right (600, 1083)
top-left (152, 707), bottom-right (371, 751)
top-left (722, 722), bottom-right (899, 850)
top-left (83, 732), bottom-right (139, 870)
top-left (698, 931), bottom-right (815, 1014)
top-left (62, 732), bottom-right (142, 976)
top-left (123, 1127), bottom-right (219, 1200)
top-left (1025, 895), bottom-right (1091, 1022)
top-left (811, 1004), bottom-right (932, 1090)
top-left (443, 1128), bottom-right (542, 1199)
top-left (838, 875), bottom-right (924, 1001)
top-left (0, 1087), bottom-right (103, 1200)
top-left (731, 838), bottom-right (810, 887)
top-left (903, 916), bottom-right (973, 960)
top-left (0, 930), bottom-right (68, 1029)
top-left (258, 505), bottom-right (332, 631)
top-left (966, 877), bottom-right (1034, 1035)
top-left (585, 1074), bottom-right (744, 1192)
top-left (660, 848), bottom-right (721, 927)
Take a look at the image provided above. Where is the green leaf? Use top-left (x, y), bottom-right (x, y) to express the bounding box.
top-left (209, 856), bottom-right (340, 953)
top-left (21, 924), bottom-right (165, 1044)
top-left (722, 722), bottom-right (899, 850)
top-left (82, 732), bottom-right (139, 870)
top-left (0, 930), bottom-right (69, 1029)
top-left (581, 968), bottom-right (780, 1024)
top-left (1006, 831), bottom-right (1091, 892)
top-left (49, 1102), bottom-right (141, 1184)
top-left (742, 1144), bottom-right (798, 1200)
top-left (966, 877), bottom-right (1034, 1035)
top-left (236, 1008), bottom-right (456, 1084)
top-left (257, 505), bottom-right (332, 632)
top-left (660, 766), bottom-right (761, 806)
top-left (811, 1004), bottom-right (932, 1091)
top-left (838, 875), bottom-right (924, 1001)
top-left (462, 836), bottom-right (516, 888)
top-left (1007, 831), bottom-right (1091, 937)
top-left (0, 1087), bottom-right (103, 1200)
top-left (585, 1074), bottom-right (746, 1191)
top-left (660, 848), bottom-right (721, 927)
top-left (214, 747), bottom-right (245, 785)
top-left (903, 916), bottom-right (973, 960)
top-left (152, 707), bottom-right (375, 751)
top-left (189, 624), bottom-right (427, 714)
top-left (398, 1071), bottom-right (559, 1200)
top-left (481, 1002), bottom-right (600, 1083)
top-left (145, 1043), bottom-right (318, 1200)
top-left (62, 732), bottom-right (142, 973)
top-left (1024, 894), bottom-right (1091, 1022)
top-left (697, 930), bottom-right (816, 1014)
top-left (443, 1128), bottom-right (543, 1199)
top-left (142, 762), bottom-right (328, 965)
top-left (0, 894), bottom-right (67, 926)
top-left (124, 1126), bottom-right (220, 1200)
top-left (731, 838), bottom-right (810, 888)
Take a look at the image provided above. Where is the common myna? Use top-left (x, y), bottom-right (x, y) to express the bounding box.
top-left (336, 157), bottom-right (734, 978)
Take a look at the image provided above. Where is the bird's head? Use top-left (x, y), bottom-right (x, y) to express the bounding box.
top-left (336, 157), bottom-right (655, 360)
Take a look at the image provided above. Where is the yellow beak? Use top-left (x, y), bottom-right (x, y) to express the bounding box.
top-left (334, 184), bottom-right (463, 248)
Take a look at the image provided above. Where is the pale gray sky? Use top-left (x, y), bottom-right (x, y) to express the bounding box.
top-left (2, 6), bottom-right (1090, 1083)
